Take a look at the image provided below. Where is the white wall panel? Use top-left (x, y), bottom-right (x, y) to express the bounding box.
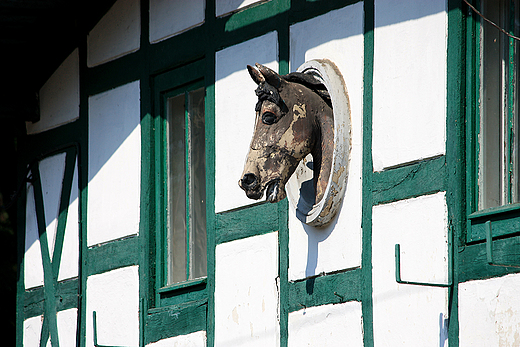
top-left (216, 0), bottom-right (265, 17)
top-left (149, 0), bottom-right (205, 43)
top-left (146, 331), bottom-right (206, 347)
top-left (27, 48), bottom-right (79, 134)
top-left (459, 273), bottom-right (520, 346)
top-left (23, 315), bottom-right (43, 347)
top-left (288, 301), bottom-right (363, 347)
top-left (57, 308), bottom-right (78, 347)
top-left (372, 193), bottom-right (449, 346)
top-left (88, 81), bottom-right (141, 246)
top-left (288, 3), bottom-right (364, 280)
top-left (215, 233), bottom-right (279, 346)
top-left (215, 31), bottom-right (278, 213)
top-left (86, 266), bottom-right (140, 347)
top-left (87, 0), bottom-right (140, 67)
top-left (24, 184), bottom-right (44, 289)
top-left (373, 0), bottom-right (447, 171)
top-left (39, 152), bottom-right (66, 259)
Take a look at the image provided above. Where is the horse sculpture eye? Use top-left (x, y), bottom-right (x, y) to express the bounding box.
top-left (262, 112), bottom-right (277, 125)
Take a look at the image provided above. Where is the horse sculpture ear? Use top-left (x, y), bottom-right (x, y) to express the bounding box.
top-left (247, 64), bottom-right (265, 85)
top-left (255, 63), bottom-right (282, 89)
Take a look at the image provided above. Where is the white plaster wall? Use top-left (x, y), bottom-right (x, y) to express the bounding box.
top-left (372, 192), bottom-right (449, 346)
top-left (27, 48), bottom-right (79, 134)
top-left (24, 183), bottom-right (44, 289)
top-left (149, 0), bottom-right (205, 43)
top-left (58, 160), bottom-right (79, 281)
top-left (39, 153), bottom-right (66, 260)
top-left (87, 0), bottom-right (140, 67)
top-left (216, 0), bottom-right (265, 17)
top-left (146, 331), bottom-right (206, 347)
top-left (215, 232), bottom-right (279, 346)
top-left (215, 31), bottom-right (278, 213)
top-left (86, 266), bottom-right (140, 347)
top-left (288, 3), bottom-right (364, 280)
top-left (57, 308), bottom-right (78, 347)
top-left (87, 81), bottom-right (141, 246)
top-left (288, 301), bottom-right (363, 347)
top-left (459, 273), bottom-right (520, 346)
top-left (372, 0), bottom-right (447, 171)
top-left (23, 315), bottom-right (43, 347)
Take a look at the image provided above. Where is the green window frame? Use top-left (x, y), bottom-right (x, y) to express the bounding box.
top-left (466, 0), bottom-right (520, 244)
top-left (152, 60), bottom-right (208, 308)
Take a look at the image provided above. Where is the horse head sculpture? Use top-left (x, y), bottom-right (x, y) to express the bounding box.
top-left (239, 63), bottom-right (334, 205)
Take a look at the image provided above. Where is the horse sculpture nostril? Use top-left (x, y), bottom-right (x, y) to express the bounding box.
top-left (241, 173), bottom-right (258, 189)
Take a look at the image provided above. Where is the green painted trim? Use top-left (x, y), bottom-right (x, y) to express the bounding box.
top-left (278, 19), bottom-right (290, 347)
top-left (362, 0), bottom-right (375, 345)
top-left (52, 147), bottom-right (77, 276)
top-left (506, 2), bottom-right (516, 204)
top-left (23, 287), bottom-right (44, 318)
top-left (158, 278), bottom-right (207, 293)
top-left (24, 278), bottom-right (79, 319)
top-left (152, 62), bottom-right (207, 306)
top-left (15, 175), bottom-right (26, 347)
top-left (289, 0), bottom-right (362, 25)
top-left (86, 236), bottom-right (140, 276)
top-left (19, 122), bottom-right (83, 164)
top-left (213, 10), bottom-right (287, 52)
top-left (220, 0), bottom-right (289, 32)
top-left (31, 165), bottom-right (59, 347)
top-left (204, 27), bottom-right (217, 345)
top-left (277, 200), bottom-right (289, 347)
top-left (460, 2), bottom-right (520, 315)
top-left (78, 39), bottom-right (90, 347)
top-left (287, 268), bottom-right (362, 313)
top-left (465, 1), bottom-right (479, 221)
top-left (468, 210), bottom-right (520, 242)
top-left (446, 1), bottom-right (466, 345)
top-left (372, 156), bottom-right (447, 205)
top-left (85, 50), bottom-right (143, 96)
top-left (215, 202), bottom-right (279, 244)
top-left (145, 300), bottom-right (207, 345)
top-left (458, 236), bottom-right (520, 282)
top-left (139, 3), bottom-right (152, 345)
top-left (154, 61), bottom-right (205, 92)
top-left (148, 26), bottom-right (206, 75)
top-left (469, 202), bottom-right (520, 219)
top-left (184, 92), bottom-right (191, 280)
top-left (157, 282), bottom-right (207, 309)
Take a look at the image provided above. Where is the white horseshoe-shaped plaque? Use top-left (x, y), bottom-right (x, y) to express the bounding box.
top-left (286, 59), bottom-right (351, 227)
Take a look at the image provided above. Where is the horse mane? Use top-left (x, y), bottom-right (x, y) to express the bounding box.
top-left (283, 72), bottom-right (332, 108)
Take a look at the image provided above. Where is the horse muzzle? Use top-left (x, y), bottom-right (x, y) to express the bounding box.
top-left (239, 174), bottom-right (286, 203)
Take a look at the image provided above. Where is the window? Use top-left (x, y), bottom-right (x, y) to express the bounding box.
top-left (152, 60), bottom-right (208, 304)
top-left (166, 86), bottom-right (207, 285)
top-left (467, 0), bottom-right (520, 243)
top-left (479, 0), bottom-right (520, 210)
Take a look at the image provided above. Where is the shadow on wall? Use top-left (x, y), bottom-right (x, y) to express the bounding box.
top-left (219, 0), bottom-right (446, 83)
top-left (303, 210), bottom-right (339, 295)
top-left (439, 312), bottom-right (448, 347)
top-left (20, 0), bottom-right (449, 291)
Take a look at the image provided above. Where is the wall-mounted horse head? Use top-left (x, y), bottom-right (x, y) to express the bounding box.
top-left (238, 63), bottom-right (334, 205)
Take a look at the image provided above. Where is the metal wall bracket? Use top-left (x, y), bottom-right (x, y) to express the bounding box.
top-left (395, 244), bottom-right (452, 288)
top-left (485, 220), bottom-right (520, 268)
top-left (93, 311), bottom-right (131, 347)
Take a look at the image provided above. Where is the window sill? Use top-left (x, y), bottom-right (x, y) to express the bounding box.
top-left (157, 277), bottom-right (207, 294)
top-left (468, 203), bottom-right (520, 220)
top-left (467, 203), bottom-right (520, 243)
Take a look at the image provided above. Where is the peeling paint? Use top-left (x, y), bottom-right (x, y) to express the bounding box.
top-left (232, 307), bottom-right (239, 325)
top-left (239, 63), bottom-right (333, 207)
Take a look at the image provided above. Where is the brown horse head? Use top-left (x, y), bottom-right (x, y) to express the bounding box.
top-left (239, 63), bottom-right (334, 203)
